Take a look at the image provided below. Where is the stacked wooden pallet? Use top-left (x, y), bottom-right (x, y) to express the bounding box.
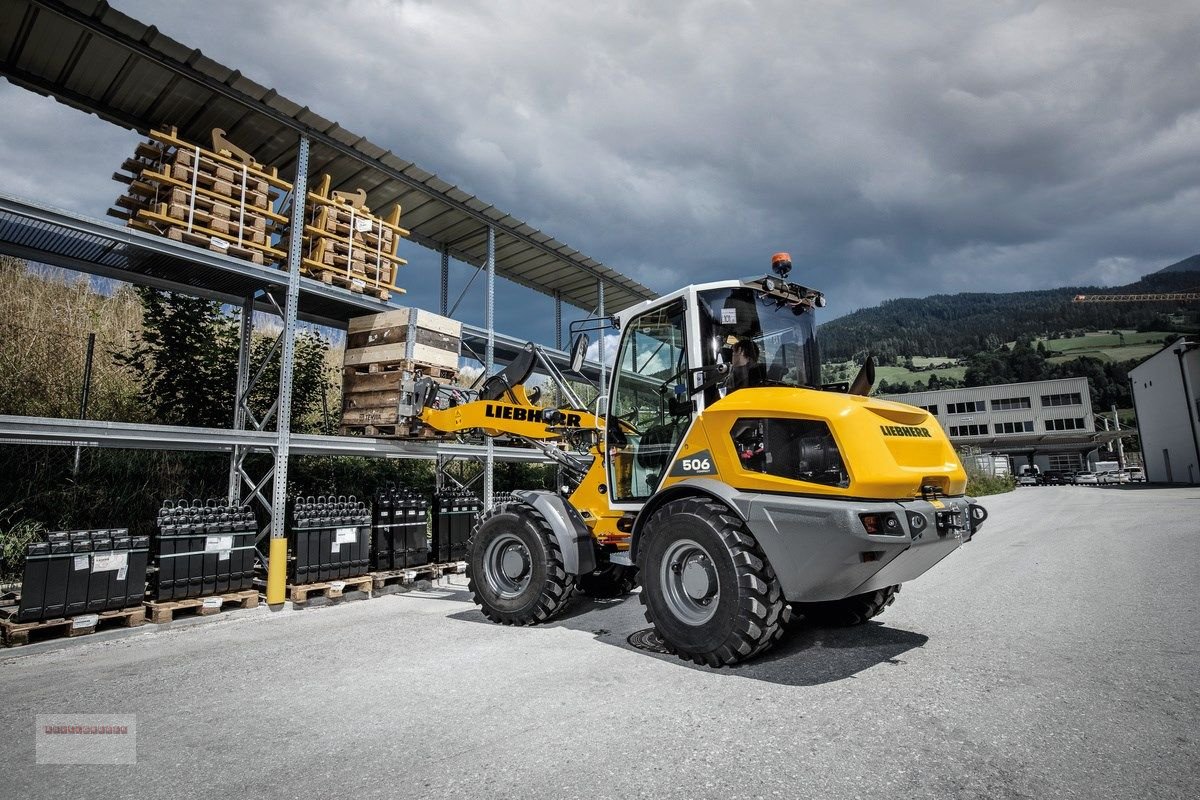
top-left (340, 308), bottom-right (461, 437)
top-left (109, 127), bottom-right (291, 266)
top-left (292, 174), bottom-right (409, 301)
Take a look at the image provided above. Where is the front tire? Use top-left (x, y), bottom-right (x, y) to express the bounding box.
top-left (794, 585), bottom-right (900, 627)
top-left (467, 501), bottom-right (575, 625)
top-left (639, 498), bottom-right (789, 667)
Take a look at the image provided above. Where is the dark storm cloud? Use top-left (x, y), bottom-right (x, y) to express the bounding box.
top-left (2, 0), bottom-right (1198, 326)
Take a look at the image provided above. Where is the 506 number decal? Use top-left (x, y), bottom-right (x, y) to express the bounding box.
top-left (668, 449), bottom-right (717, 477)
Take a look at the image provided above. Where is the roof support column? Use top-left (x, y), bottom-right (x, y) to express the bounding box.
top-left (484, 224), bottom-right (496, 506)
top-left (554, 290), bottom-right (562, 351)
top-left (266, 134), bottom-right (310, 605)
top-left (439, 245), bottom-right (449, 316)
top-left (597, 279), bottom-right (606, 396)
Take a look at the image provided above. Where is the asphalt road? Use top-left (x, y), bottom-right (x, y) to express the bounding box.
top-left (2, 485), bottom-right (1198, 799)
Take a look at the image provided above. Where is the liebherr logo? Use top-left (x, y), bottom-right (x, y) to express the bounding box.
top-left (483, 404), bottom-right (582, 427)
top-left (880, 425), bottom-right (932, 438)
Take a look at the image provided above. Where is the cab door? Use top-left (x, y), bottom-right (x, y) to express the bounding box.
top-left (606, 300), bottom-right (692, 505)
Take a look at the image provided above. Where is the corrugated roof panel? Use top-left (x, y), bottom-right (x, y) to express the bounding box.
top-left (1, 0), bottom-right (657, 312)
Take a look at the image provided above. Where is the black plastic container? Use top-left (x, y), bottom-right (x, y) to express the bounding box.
top-left (152, 500), bottom-right (259, 601)
top-left (433, 489), bottom-right (481, 565)
top-left (289, 496), bottom-right (370, 583)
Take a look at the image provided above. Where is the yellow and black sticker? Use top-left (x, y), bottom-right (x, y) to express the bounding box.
top-left (669, 449), bottom-right (718, 477)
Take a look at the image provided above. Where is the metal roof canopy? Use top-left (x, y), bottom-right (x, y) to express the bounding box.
top-left (0, 0), bottom-right (657, 314)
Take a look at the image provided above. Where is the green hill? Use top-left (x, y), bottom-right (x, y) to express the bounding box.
top-left (820, 262), bottom-right (1200, 362)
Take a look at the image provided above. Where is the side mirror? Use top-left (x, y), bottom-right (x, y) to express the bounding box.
top-left (848, 355), bottom-right (876, 396)
top-left (569, 333), bottom-right (590, 374)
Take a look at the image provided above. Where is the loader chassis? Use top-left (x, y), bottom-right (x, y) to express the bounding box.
top-left (417, 273), bottom-right (986, 666)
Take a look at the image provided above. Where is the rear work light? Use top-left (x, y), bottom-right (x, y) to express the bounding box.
top-left (859, 512), bottom-right (904, 536)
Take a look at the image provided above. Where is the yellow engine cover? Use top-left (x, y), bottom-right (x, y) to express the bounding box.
top-left (662, 388), bottom-right (968, 500)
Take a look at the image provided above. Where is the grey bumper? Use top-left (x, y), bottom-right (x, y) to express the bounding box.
top-left (734, 492), bottom-right (985, 603)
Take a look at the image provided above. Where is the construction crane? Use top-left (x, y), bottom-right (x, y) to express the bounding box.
top-left (1073, 291), bottom-right (1200, 303)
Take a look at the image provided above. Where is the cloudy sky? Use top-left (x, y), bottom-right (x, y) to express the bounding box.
top-left (2, 0), bottom-right (1199, 344)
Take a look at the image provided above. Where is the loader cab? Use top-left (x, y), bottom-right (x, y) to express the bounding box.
top-left (604, 278), bottom-right (824, 508)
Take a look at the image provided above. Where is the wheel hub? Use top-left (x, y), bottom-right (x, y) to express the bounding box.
top-left (482, 533), bottom-right (534, 599)
top-left (680, 556), bottom-right (716, 601)
top-left (660, 538), bottom-right (720, 626)
top-left (500, 546), bottom-right (530, 580)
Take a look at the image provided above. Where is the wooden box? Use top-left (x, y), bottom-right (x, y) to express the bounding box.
top-left (343, 308), bottom-right (461, 372)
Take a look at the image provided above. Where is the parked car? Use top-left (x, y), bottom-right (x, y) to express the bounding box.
top-left (1017, 474), bottom-right (1039, 486)
top-left (1127, 467), bottom-right (1145, 482)
top-left (1039, 471), bottom-right (1068, 486)
top-left (1074, 472), bottom-right (1100, 485)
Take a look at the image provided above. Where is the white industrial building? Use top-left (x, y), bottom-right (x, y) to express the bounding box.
top-left (878, 377), bottom-right (1121, 476)
top-left (1129, 338), bottom-right (1200, 484)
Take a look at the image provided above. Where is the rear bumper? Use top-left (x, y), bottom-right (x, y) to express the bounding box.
top-left (734, 492), bottom-right (985, 603)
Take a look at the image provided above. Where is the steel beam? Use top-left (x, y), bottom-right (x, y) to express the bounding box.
top-left (485, 225), bottom-right (496, 506)
top-left (227, 295), bottom-right (255, 503)
top-left (265, 135), bottom-right (310, 604)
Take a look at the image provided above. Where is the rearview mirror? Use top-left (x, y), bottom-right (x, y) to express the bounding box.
top-left (569, 333), bottom-right (590, 374)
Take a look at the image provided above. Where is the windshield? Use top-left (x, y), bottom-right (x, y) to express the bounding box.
top-left (697, 286), bottom-right (821, 397)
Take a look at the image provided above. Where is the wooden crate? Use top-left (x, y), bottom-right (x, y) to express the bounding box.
top-left (339, 357), bottom-right (459, 436)
top-left (344, 308), bottom-right (461, 372)
top-left (108, 126), bottom-right (291, 268)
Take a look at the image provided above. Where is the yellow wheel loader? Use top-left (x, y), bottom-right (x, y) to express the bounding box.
top-left (408, 254), bottom-right (987, 666)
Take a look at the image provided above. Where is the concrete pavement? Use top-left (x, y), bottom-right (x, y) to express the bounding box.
top-left (1, 485), bottom-right (1197, 799)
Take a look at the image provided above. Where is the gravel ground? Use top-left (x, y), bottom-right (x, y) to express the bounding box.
top-left (2, 484), bottom-right (1197, 800)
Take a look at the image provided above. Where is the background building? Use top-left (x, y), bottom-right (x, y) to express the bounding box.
top-left (878, 377), bottom-right (1117, 475)
top-left (1130, 338), bottom-right (1200, 484)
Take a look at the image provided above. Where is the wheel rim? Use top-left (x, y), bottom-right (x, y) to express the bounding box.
top-left (482, 533), bottom-right (532, 598)
top-left (660, 538), bottom-right (719, 625)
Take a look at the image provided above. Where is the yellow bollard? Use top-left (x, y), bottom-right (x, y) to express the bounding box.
top-left (266, 537), bottom-right (288, 604)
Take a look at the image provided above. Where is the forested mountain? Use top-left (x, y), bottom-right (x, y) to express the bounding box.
top-left (820, 264), bottom-right (1200, 362)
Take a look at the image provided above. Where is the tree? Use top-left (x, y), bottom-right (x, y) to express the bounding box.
top-left (117, 289), bottom-right (331, 431)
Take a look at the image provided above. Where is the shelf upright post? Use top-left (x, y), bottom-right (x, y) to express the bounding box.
top-left (484, 225), bottom-right (495, 507)
top-left (597, 279), bottom-right (606, 395)
top-left (227, 295), bottom-right (254, 503)
top-left (440, 245), bottom-right (449, 316)
top-left (265, 135), bottom-right (310, 605)
top-left (554, 290), bottom-right (562, 350)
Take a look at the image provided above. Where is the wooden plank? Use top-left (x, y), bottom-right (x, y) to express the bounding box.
top-left (1, 605), bottom-right (145, 647)
top-left (343, 342), bottom-right (459, 370)
top-left (347, 308), bottom-right (461, 337)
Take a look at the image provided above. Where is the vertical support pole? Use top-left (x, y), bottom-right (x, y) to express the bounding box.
top-left (439, 245), bottom-right (449, 316)
top-left (554, 290), bottom-right (562, 351)
top-left (597, 279), bottom-right (606, 397)
top-left (227, 296), bottom-right (254, 503)
top-left (266, 135), bottom-right (310, 605)
top-left (72, 333), bottom-right (96, 476)
top-left (1111, 404), bottom-right (1124, 469)
top-left (484, 225), bottom-right (496, 507)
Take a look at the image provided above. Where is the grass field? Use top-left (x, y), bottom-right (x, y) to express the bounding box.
top-left (875, 364), bottom-right (967, 384)
top-left (1034, 330), bottom-right (1176, 365)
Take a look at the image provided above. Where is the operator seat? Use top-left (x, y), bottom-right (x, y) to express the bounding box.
top-left (479, 343), bottom-right (537, 402)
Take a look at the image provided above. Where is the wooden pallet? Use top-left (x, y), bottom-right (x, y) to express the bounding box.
top-left (144, 589), bottom-right (260, 624)
top-left (305, 267), bottom-right (392, 300)
top-left (0, 605), bottom-right (145, 647)
top-left (287, 575), bottom-right (374, 608)
top-left (371, 562), bottom-right (465, 593)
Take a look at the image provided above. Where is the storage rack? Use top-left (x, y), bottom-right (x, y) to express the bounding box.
top-left (0, 0), bottom-right (653, 603)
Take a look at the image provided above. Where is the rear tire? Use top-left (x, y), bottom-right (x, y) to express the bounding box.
top-left (639, 498), bottom-right (789, 667)
top-left (794, 585), bottom-right (900, 627)
top-left (577, 563), bottom-right (638, 599)
top-left (467, 501), bottom-right (575, 625)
